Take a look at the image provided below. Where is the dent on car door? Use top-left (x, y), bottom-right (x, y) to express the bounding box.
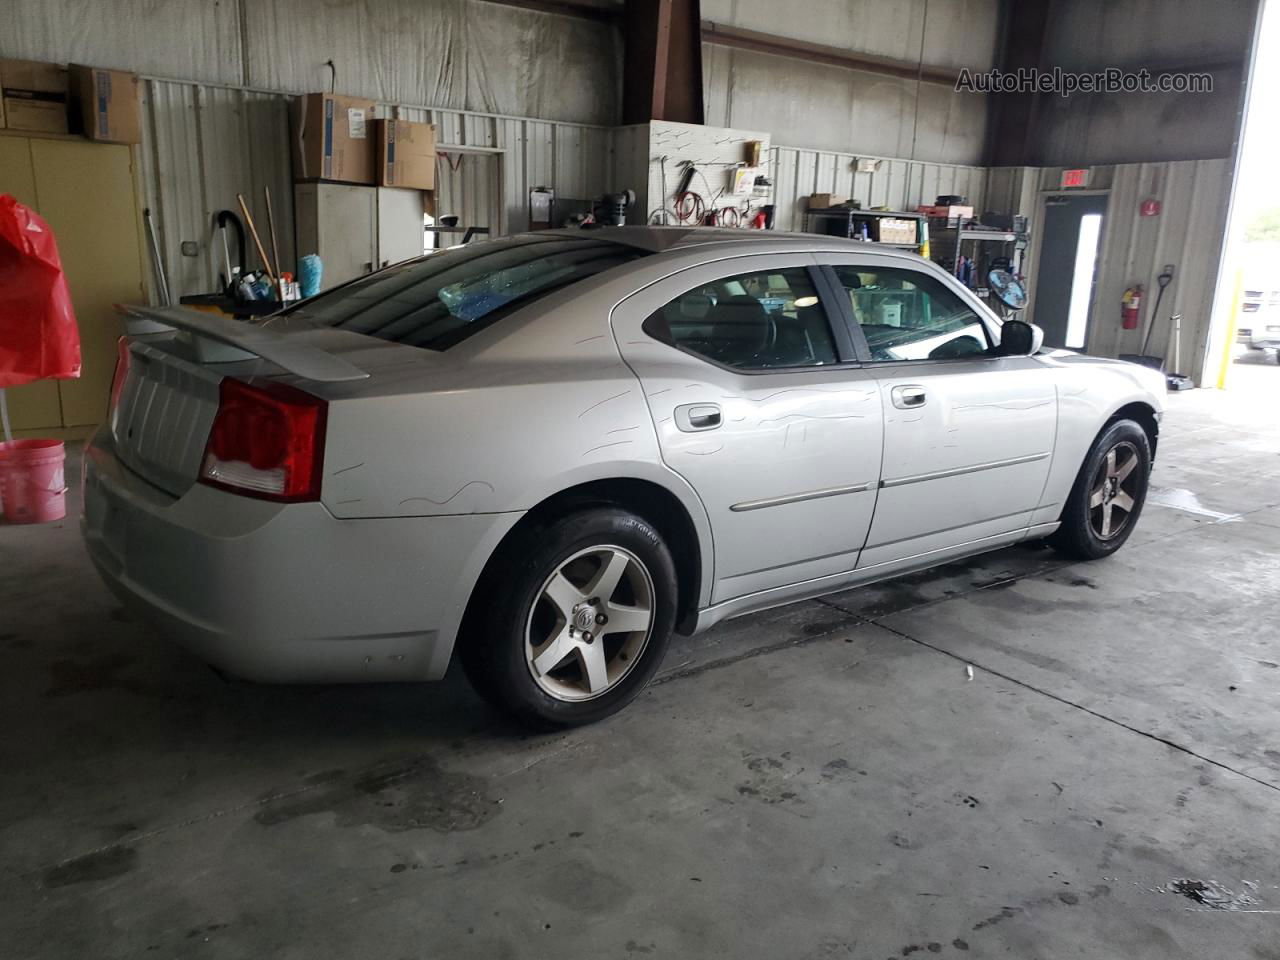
top-left (611, 253), bottom-right (884, 605)
top-left (816, 256), bottom-right (1058, 570)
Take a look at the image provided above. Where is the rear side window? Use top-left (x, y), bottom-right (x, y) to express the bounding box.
top-left (285, 235), bottom-right (652, 351)
top-left (644, 267), bottom-right (838, 370)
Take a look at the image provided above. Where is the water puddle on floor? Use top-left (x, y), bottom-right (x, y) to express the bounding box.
top-left (1157, 878), bottom-right (1277, 913)
top-left (1147, 486), bottom-right (1243, 523)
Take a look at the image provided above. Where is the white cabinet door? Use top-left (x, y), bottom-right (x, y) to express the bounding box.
top-left (294, 183), bottom-right (376, 291)
top-left (376, 187), bottom-right (425, 268)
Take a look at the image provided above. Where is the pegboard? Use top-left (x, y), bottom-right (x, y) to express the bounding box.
top-left (643, 120), bottom-right (773, 228)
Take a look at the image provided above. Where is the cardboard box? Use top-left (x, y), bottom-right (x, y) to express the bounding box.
top-left (292, 93), bottom-right (377, 184)
top-left (69, 66), bottom-right (141, 144)
top-left (876, 217), bottom-right (918, 245)
top-left (918, 204), bottom-right (974, 221)
top-left (375, 118), bottom-right (436, 190)
top-left (1, 59), bottom-right (69, 134)
top-left (808, 193), bottom-right (849, 209)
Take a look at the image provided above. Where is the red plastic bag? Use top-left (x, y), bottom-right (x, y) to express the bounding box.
top-left (0, 195), bottom-right (80, 388)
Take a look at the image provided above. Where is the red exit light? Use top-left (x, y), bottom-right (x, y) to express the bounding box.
top-left (1061, 168), bottom-right (1089, 188)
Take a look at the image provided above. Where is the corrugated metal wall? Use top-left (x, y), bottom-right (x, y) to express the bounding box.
top-left (137, 78), bottom-right (616, 300)
top-left (138, 80), bottom-right (297, 301)
top-left (1071, 161), bottom-right (1233, 383)
top-left (393, 106), bottom-right (614, 234)
top-left (1008, 160), bottom-right (1233, 383)
top-left (770, 146), bottom-right (988, 232)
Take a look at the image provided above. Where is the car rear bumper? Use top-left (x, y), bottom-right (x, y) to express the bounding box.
top-left (81, 430), bottom-right (521, 683)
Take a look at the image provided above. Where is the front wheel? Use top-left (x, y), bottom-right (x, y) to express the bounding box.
top-left (1048, 419), bottom-right (1152, 561)
top-left (460, 507), bottom-right (678, 728)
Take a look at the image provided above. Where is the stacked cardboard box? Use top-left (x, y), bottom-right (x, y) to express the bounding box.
top-left (917, 204), bottom-right (974, 221)
top-left (69, 65), bottom-right (141, 144)
top-left (291, 93), bottom-right (379, 184)
top-left (374, 119), bottom-right (436, 190)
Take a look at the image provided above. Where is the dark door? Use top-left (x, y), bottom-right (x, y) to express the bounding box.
top-left (1034, 193), bottom-right (1108, 348)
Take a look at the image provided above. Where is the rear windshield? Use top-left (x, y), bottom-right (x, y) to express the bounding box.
top-left (283, 234), bottom-right (652, 351)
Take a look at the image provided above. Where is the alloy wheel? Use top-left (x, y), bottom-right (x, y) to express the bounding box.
top-left (524, 545), bottom-right (655, 701)
top-left (1088, 440), bottom-right (1141, 540)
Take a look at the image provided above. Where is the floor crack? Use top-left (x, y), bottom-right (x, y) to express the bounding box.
top-left (871, 617), bottom-right (1280, 797)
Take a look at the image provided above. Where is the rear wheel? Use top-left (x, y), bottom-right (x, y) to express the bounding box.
top-left (1049, 419), bottom-right (1151, 561)
top-left (461, 508), bottom-right (677, 728)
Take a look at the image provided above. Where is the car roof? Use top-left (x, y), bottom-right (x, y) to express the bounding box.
top-left (528, 226), bottom-right (928, 262)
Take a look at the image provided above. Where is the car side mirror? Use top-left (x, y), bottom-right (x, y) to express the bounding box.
top-left (1000, 319), bottom-right (1044, 356)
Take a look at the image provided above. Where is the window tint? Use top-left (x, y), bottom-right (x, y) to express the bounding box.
top-left (645, 268), bottom-right (838, 370)
top-left (831, 265), bottom-right (992, 362)
top-left (282, 235), bottom-right (652, 351)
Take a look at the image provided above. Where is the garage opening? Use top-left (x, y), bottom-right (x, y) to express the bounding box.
top-left (1207, 0), bottom-right (1277, 389)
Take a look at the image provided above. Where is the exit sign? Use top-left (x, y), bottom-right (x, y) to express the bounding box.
top-left (1061, 168), bottom-right (1090, 188)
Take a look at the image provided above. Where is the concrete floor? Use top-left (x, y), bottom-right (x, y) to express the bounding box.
top-left (2, 362), bottom-right (1279, 960)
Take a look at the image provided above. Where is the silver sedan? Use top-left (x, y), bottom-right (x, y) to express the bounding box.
top-left (82, 228), bottom-right (1165, 726)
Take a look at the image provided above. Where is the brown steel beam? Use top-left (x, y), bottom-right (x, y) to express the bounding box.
top-left (623, 0), bottom-right (703, 124)
top-left (699, 21), bottom-right (963, 86)
top-left (474, 0), bottom-right (621, 23)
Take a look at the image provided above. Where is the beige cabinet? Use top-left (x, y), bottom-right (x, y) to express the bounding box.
top-left (294, 183), bottom-right (424, 292)
top-left (0, 133), bottom-right (146, 435)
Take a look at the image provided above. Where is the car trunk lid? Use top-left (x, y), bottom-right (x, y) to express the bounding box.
top-left (109, 306), bottom-right (375, 497)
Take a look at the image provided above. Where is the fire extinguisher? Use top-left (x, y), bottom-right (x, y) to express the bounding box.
top-left (1121, 284), bottom-right (1143, 330)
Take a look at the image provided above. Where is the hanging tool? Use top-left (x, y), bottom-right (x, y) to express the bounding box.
top-left (264, 186), bottom-right (283, 300)
top-left (143, 208), bottom-right (171, 306)
top-left (237, 193), bottom-right (278, 295)
top-left (1139, 265), bottom-right (1175, 356)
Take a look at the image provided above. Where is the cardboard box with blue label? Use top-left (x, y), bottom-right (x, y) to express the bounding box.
top-left (374, 119), bottom-right (436, 190)
top-left (69, 65), bottom-right (141, 144)
top-left (291, 93), bottom-right (377, 185)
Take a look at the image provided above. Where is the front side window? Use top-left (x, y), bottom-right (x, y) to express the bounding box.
top-left (281, 235), bottom-right (653, 351)
top-left (644, 267), bottom-right (838, 370)
top-left (831, 265), bottom-right (992, 362)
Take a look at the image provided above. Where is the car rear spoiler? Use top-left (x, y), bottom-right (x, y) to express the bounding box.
top-left (115, 304), bottom-right (369, 383)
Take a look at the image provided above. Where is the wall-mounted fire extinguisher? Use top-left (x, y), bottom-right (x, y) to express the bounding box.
top-left (1121, 284), bottom-right (1143, 330)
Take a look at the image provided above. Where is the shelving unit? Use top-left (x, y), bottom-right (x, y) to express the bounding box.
top-left (928, 221), bottom-right (1028, 306)
top-left (804, 207), bottom-right (926, 251)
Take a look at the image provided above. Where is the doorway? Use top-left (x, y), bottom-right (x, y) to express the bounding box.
top-left (429, 150), bottom-right (503, 250)
top-left (1034, 193), bottom-right (1109, 349)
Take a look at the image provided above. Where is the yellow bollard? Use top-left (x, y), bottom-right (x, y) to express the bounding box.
top-left (1216, 267), bottom-right (1243, 390)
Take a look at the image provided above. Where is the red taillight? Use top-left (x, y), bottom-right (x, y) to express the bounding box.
top-left (199, 378), bottom-right (327, 502)
top-left (108, 337), bottom-right (131, 421)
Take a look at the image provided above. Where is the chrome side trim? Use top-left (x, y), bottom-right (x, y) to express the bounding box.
top-left (880, 451), bottom-right (1050, 489)
top-left (729, 481), bottom-right (872, 513)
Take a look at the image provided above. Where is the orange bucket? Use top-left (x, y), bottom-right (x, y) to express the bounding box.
top-left (0, 439), bottom-right (67, 524)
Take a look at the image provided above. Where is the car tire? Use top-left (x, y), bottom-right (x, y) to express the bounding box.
top-left (1048, 419), bottom-right (1152, 561)
top-left (460, 507), bottom-right (678, 729)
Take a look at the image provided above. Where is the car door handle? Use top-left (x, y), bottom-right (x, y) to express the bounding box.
top-left (674, 403), bottom-right (722, 432)
top-left (891, 385), bottom-right (927, 409)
